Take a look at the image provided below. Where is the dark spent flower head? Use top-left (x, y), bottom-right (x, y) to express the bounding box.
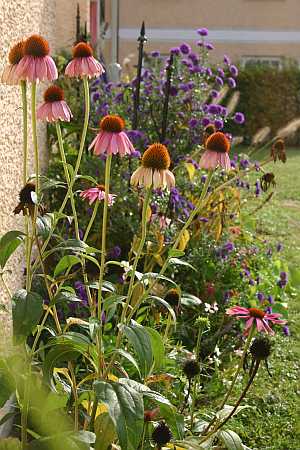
top-left (142, 143), bottom-right (171, 171)
top-left (164, 288), bottom-right (179, 306)
top-left (250, 337), bottom-right (271, 360)
top-left (205, 124), bottom-right (216, 135)
top-left (9, 41), bottom-right (24, 65)
top-left (44, 86), bottom-right (64, 103)
top-left (73, 42), bottom-right (93, 58)
top-left (23, 35), bottom-right (50, 58)
top-left (183, 359), bottom-right (200, 379)
top-left (151, 422), bottom-right (172, 448)
top-left (100, 115), bottom-right (125, 133)
top-left (206, 132), bottom-right (230, 153)
top-left (14, 181), bottom-right (45, 217)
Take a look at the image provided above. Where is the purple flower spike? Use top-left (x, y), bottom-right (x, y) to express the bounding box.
top-left (150, 51), bottom-right (160, 58)
top-left (284, 325), bottom-right (289, 336)
top-left (198, 28), bottom-right (209, 36)
top-left (223, 54), bottom-right (230, 65)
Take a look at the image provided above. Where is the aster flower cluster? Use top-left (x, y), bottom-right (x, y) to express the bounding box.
top-left (215, 242), bottom-right (235, 260)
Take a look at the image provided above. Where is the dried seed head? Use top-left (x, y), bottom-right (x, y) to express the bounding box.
top-left (206, 132), bottom-right (230, 153)
top-left (231, 136), bottom-right (244, 148)
top-left (164, 288), bottom-right (179, 306)
top-left (277, 118), bottom-right (300, 139)
top-left (152, 422), bottom-right (172, 448)
top-left (23, 35), bottom-right (50, 58)
top-left (9, 41), bottom-right (24, 65)
top-left (273, 139), bottom-right (285, 151)
top-left (44, 86), bottom-right (64, 103)
top-left (19, 181), bottom-right (36, 204)
top-left (248, 307), bottom-right (265, 319)
top-left (73, 42), bottom-right (93, 58)
top-left (142, 143), bottom-right (171, 171)
top-left (212, 85), bottom-right (229, 105)
top-left (100, 115), bottom-right (125, 133)
top-left (249, 337), bottom-right (271, 360)
top-left (226, 91), bottom-right (240, 115)
top-left (252, 126), bottom-right (270, 145)
top-left (183, 359), bottom-right (200, 379)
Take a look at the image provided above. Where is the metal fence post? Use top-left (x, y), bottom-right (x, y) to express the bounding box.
top-left (160, 54), bottom-right (174, 143)
top-left (132, 21), bottom-right (147, 130)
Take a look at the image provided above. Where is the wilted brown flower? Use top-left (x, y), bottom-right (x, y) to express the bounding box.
top-left (14, 181), bottom-right (45, 217)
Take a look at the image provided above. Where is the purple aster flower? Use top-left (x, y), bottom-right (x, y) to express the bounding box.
top-left (218, 68), bottom-right (225, 78)
top-left (230, 65), bottom-right (238, 76)
top-left (201, 175), bottom-right (207, 183)
top-left (222, 107), bottom-right (228, 116)
top-left (113, 246), bottom-right (121, 257)
top-left (57, 310), bottom-right (63, 320)
top-left (230, 214), bottom-right (235, 220)
top-left (198, 28), bottom-right (209, 36)
top-left (267, 249), bottom-right (273, 258)
top-left (280, 271), bottom-right (287, 280)
top-left (101, 312), bottom-right (106, 330)
top-left (170, 85), bottom-right (179, 97)
top-left (69, 303), bottom-right (77, 311)
top-left (223, 54), bottom-right (230, 65)
top-left (249, 279), bottom-right (255, 286)
top-left (277, 241), bottom-right (283, 252)
top-left (189, 118), bottom-right (198, 127)
top-left (188, 201), bottom-right (195, 210)
top-left (284, 325), bottom-right (289, 336)
top-left (108, 252), bottom-right (115, 260)
top-left (188, 53), bottom-right (198, 61)
top-left (196, 41), bottom-right (203, 47)
top-left (200, 117), bottom-right (211, 127)
top-left (256, 187), bottom-right (261, 197)
top-left (215, 76), bottom-right (224, 86)
top-left (150, 51), bottom-right (160, 58)
top-left (228, 77), bottom-right (236, 88)
top-left (257, 292), bottom-right (264, 301)
top-left (188, 81), bottom-right (195, 89)
top-left (181, 83), bottom-right (190, 92)
top-left (234, 112), bottom-right (244, 124)
top-left (44, 299), bottom-right (50, 306)
top-left (256, 275), bottom-right (261, 285)
top-left (269, 294), bottom-right (274, 305)
top-left (230, 161), bottom-right (236, 168)
top-left (87, 208), bottom-right (93, 216)
top-left (183, 208), bottom-right (190, 217)
top-left (222, 290), bottom-right (230, 305)
top-left (208, 104), bottom-right (221, 115)
top-left (205, 68), bottom-right (212, 77)
top-left (180, 43), bottom-right (191, 54)
top-left (73, 229), bottom-right (84, 240)
top-left (170, 47), bottom-right (180, 55)
top-left (200, 218), bottom-right (210, 223)
top-left (193, 66), bottom-right (202, 73)
top-left (93, 92), bottom-right (101, 102)
top-left (114, 92), bottom-right (124, 104)
top-left (247, 182), bottom-right (251, 190)
top-left (210, 89), bottom-right (219, 98)
top-left (205, 43), bottom-right (214, 50)
top-left (214, 119), bottom-right (223, 131)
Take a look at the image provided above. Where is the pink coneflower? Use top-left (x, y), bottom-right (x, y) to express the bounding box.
top-left (199, 132), bottom-right (231, 171)
top-left (36, 86), bottom-right (73, 122)
top-left (151, 210), bottom-right (171, 230)
top-left (131, 143), bottom-right (175, 191)
top-left (226, 305), bottom-right (286, 335)
top-left (17, 35), bottom-right (58, 83)
top-left (79, 184), bottom-right (116, 206)
top-left (65, 43), bottom-right (104, 79)
top-left (1, 41), bottom-right (24, 85)
top-left (89, 115), bottom-right (135, 157)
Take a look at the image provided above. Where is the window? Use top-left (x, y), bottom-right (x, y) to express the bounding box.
top-left (242, 57), bottom-right (282, 69)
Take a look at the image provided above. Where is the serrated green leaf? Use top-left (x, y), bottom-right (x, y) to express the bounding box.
top-left (43, 239), bottom-right (89, 258)
top-left (52, 332), bottom-right (91, 347)
top-left (102, 295), bottom-right (126, 311)
top-left (0, 231), bottom-right (25, 269)
top-left (89, 317), bottom-right (102, 341)
top-left (168, 257), bottom-right (196, 270)
top-left (119, 379), bottom-right (171, 405)
top-left (50, 290), bottom-right (81, 306)
top-left (94, 412), bottom-right (117, 450)
top-left (42, 381), bottom-right (68, 416)
top-left (12, 290), bottom-right (44, 346)
top-left (180, 292), bottom-right (202, 307)
top-left (36, 214), bottom-right (53, 241)
top-left (148, 296), bottom-right (177, 327)
top-left (54, 255), bottom-right (81, 277)
top-left (145, 327), bottom-right (164, 372)
top-left (217, 429), bottom-right (243, 450)
top-left (0, 359), bottom-right (16, 408)
top-left (217, 405), bottom-right (250, 421)
top-left (112, 349), bottom-right (141, 379)
top-left (168, 249), bottom-right (185, 258)
top-left (85, 280), bottom-right (117, 294)
top-left (272, 303), bottom-right (288, 321)
top-left (118, 320), bottom-right (153, 378)
top-left (40, 180), bottom-right (67, 191)
top-left (93, 380), bottom-right (144, 450)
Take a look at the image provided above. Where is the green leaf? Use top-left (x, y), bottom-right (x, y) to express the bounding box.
top-left (42, 344), bottom-right (83, 393)
top-left (52, 332), bottom-right (91, 347)
top-left (27, 431), bottom-right (95, 450)
top-left (272, 302), bottom-right (288, 321)
top-left (217, 429), bottom-right (243, 450)
top-left (0, 231), bottom-right (25, 269)
top-left (40, 180), bottom-right (67, 191)
top-left (43, 239), bottom-right (89, 258)
top-left (0, 437), bottom-right (21, 450)
top-left (62, 161), bottom-right (74, 178)
top-left (112, 349), bottom-right (141, 379)
top-left (42, 381), bottom-right (68, 416)
top-left (205, 261), bottom-right (215, 280)
top-left (145, 327), bottom-right (164, 372)
top-left (0, 359), bottom-right (16, 408)
top-left (156, 402), bottom-right (184, 440)
top-left (50, 290), bottom-right (81, 306)
top-left (180, 292), bottom-right (202, 307)
top-left (36, 214), bottom-right (53, 241)
top-left (119, 379), bottom-right (171, 405)
top-left (216, 405), bottom-right (250, 421)
top-left (94, 412), bottom-right (117, 450)
top-left (54, 255), bottom-right (81, 277)
top-left (12, 290), bottom-right (44, 346)
top-left (85, 246), bottom-right (101, 254)
top-left (93, 380), bottom-right (144, 450)
top-left (76, 174), bottom-right (98, 184)
top-left (85, 280), bottom-right (117, 294)
top-left (168, 249), bottom-right (185, 258)
top-left (0, 304), bottom-right (11, 315)
top-left (168, 257), bottom-right (196, 270)
top-left (140, 273), bottom-right (181, 295)
top-left (118, 320), bottom-right (153, 378)
top-left (0, 411), bottom-right (20, 427)
top-left (89, 317), bottom-right (102, 341)
top-left (102, 295), bottom-right (126, 311)
top-left (292, 267), bottom-right (300, 289)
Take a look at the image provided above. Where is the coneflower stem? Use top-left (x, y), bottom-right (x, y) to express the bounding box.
top-left (56, 122), bottom-right (79, 238)
top-left (163, 312), bottom-right (172, 343)
top-left (83, 198), bottom-right (100, 242)
top-left (200, 322), bottom-right (256, 436)
top-left (180, 378), bottom-right (192, 414)
top-left (21, 345), bottom-right (30, 450)
top-left (190, 325), bottom-right (204, 432)
top-left (21, 80), bottom-right (27, 185)
top-left (198, 360), bottom-right (260, 446)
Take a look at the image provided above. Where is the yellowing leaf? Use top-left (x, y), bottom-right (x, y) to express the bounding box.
top-left (53, 367), bottom-right (72, 384)
top-left (131, 235), bottom-right (141, 255)
top-left (107, 373), bottom-right (119, 382)
top-left (186, 163), bottom-right (195, 180)
top-left (146, 205), bottom-right (152, 222)
top-left (127, 283), bottom-right (143, 315)
top-left (178, 236), bottom-right (186, 252)
top-left (82, 400), bottom-right (108, 418)
top-left (64, 317), bottom-right (88, 331)
top-left (153, 253), bottom-right (164, 267)
top-left (184, 230), bottom-right (190, 243)
top-left (145, 373), bottom-right (178, 385)
top-left (156, 231), bottom-right (164, 253)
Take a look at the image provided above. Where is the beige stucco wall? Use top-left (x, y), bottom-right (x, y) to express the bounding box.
top-left (56, 0), bottom-right (90, 53)
top-left (0, 0), bottom-right (56, 357)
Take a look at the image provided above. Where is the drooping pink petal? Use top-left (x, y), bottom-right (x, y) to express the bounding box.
top-left (35, 57), bottom-right (45, 82)
top-left (36, 103), bottom-right (48, 120)
top-left (27, 56), bottom-right (36, 83)
top-left (51, 102), bottom-right (61, 121)
top-left (153, 169), bottom-right (160, 188)
top-left (245, 317), bottom-right (254, 329)
top-left (262, 320), bottom-right (275, 335)
top-left (88, 192), bottom-right (99, 204)
top-left (165, 170), bottom-right (175, 189)
top-left (45, 55), bottom-right (58, 80)
top-left (131, 167), bottom-right (144, 187)
top-left (65, 60), bottom-right (75, 77)
top-left (144, 168), bottom-right (153, 189)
